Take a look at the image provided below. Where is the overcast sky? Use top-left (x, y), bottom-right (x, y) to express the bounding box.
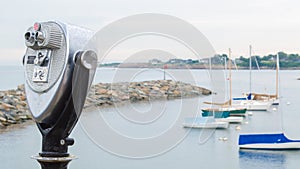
top-left (1, 0), bottom-right (300, 65)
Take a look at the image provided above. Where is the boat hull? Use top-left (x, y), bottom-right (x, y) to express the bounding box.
top-left (182, 122), bottom-right (229, 129)
top-left (215, 117), bottom-right (243, 123)
top-left (239, 142), bottom-right (300, 150)
top-left (238, 100), bottom-right (272, 111)
top-left (229, 108), bottom-right (247, 116)
top-left (239, 133), bottom-right (300, 150)
top-left (201, 110), bottom-right (230, 118)
top-left (183, 117), bottom-right (229, 129)
top-left (202, 108), bottom-right (247, 117)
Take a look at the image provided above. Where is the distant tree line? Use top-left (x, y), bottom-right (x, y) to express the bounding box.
top-left (216, 52), bottom-right (300, 69)
top-left (99, 52), bottom-right (300, 69)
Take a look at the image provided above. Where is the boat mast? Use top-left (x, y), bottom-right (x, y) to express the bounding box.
top-left (249, 45), bottom-right (252, 94)
top-left (224, 54), bottom-right (228, 100)
top-left (229, 48), bottom-right (232, 106)
top-left (276, 53), bottom-right (279, 98)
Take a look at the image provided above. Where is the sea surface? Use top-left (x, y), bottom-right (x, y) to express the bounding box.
top-left (1, 66), bottom-right (300, 169)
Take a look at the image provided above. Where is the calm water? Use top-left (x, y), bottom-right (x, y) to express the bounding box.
top-left (1, 66), bottom-right (300, 169)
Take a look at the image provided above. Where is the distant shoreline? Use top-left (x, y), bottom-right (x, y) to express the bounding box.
top-left (1, 64), bottom-right (299, 70)
top-left (99, 64), bottom-right (300, 70)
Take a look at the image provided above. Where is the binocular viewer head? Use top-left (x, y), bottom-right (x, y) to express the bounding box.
top-left (23, 21), bottom-right (97, 157)
top-left (24, 21), bottom-right (95, 122)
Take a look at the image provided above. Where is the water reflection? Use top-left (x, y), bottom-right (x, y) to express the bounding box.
top-left (239, 150), bottom-right (286, 169)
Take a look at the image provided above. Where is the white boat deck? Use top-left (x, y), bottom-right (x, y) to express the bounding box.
top-left (183, 117), bottom-right (229, 129)
top-left (233, 100), bottom-right (273, 111)
top-left (215, 117), bottom-right (243, 123)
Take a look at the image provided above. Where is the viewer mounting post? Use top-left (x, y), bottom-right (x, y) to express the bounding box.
top-left (22, 21), bottom-right (97, 169)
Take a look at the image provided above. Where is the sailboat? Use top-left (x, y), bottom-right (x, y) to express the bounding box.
top-left (249, 49), bottom-right (280, 105)
top-left (238, 52), bottom-right (300, 150)
top-left (239, 106), bottom-right (300, 150)
top-left (233, 45), bottom-right (274, 111)
top-left (202, 48), bottom-right (247, 118)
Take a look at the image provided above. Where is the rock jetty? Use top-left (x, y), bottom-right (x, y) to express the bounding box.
top-left (0, 80), bottom-right (211, 128)
top-left (0, 85), bottom-right (31, 128)
top-left (85, 80), bottom-right (211, 107)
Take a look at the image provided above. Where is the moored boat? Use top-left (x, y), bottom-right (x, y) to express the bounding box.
top-left (202, 49), bottom-right (247, 118)
top-left (239, 133), bottom-right (300, 150)
top-left (201, 107), bottom-right (247, 117)
top-left (233, 46), bottom-right (279, 107)
top-left (215, 117), bottom-right (244, 123)
top-left (215, 116), bottom-right (243, 123)
top-left (183, 117), bottom-right (229, 129)
top-left (239, 99), bottom-right (273, 111)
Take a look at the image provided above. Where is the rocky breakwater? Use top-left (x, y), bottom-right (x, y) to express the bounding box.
top-left (85, 80), bottom-right (211, 108)
top-left (0, 80), bottom-right (211, 128)
top-left (0, 85), bottom-right (31, 128)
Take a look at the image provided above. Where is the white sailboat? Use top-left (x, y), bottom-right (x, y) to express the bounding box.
top-left (248, 46), bottom-right (279, 105)
top-left (233, 45), bottom-right (276, 111)
top-left (202, 48), bottom-right (247, 119)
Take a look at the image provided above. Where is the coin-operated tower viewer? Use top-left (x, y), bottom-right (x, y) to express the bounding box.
top-left (23, 21), bottom-right (97, 169)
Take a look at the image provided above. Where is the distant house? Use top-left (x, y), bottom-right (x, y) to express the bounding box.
top-left (200, 58), bottom-right (210, 64)
top-left (166, 58), bottom-right (201, 64)
top-left (149, 59), bottom-right (162, 65)
top-left (167, 59), bottom-right (185, 64)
